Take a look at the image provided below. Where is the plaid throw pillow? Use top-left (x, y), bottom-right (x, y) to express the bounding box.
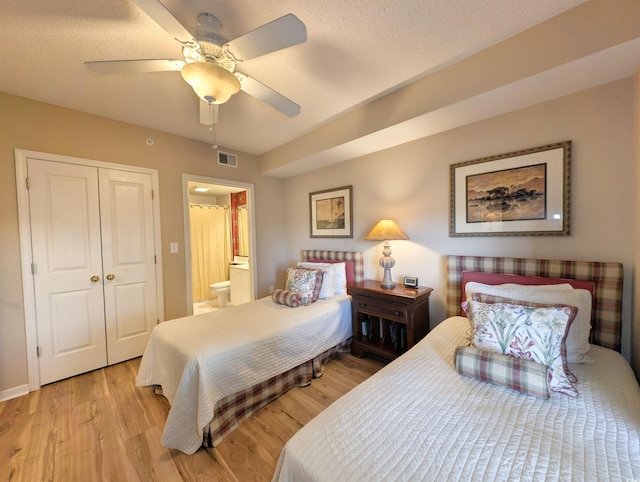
top-left (272, 289), bottom-right (302, 308)
top-left (455, 345), bottom-right (551, 399)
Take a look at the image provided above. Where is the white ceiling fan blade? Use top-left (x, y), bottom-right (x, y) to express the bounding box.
top-left (130, 0), bottom-right (196, 44)
top-left (199, 100), bottom-right (219, 125)
top-left (85, 59), bottom-right (185, 74)
top-left (236, 73), bottom-right (300, 117)
top-left (224, 14), bottom-right (306, 62)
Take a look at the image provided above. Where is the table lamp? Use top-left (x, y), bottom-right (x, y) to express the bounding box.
top-left (365, 219), bottom-right (409, 289)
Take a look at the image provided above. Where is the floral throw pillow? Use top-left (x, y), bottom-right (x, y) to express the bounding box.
top-left (285, 268), bottom-right (318, 305)
top-left (461, 300), bottom-right (578, 397)
top-left (465, 281), bottom-right (593, 364)
top-left (295, 267), bottom-right (325, 302)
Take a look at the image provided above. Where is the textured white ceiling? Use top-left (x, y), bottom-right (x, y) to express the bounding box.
top-left (0, 0), bottom-right (586, 156)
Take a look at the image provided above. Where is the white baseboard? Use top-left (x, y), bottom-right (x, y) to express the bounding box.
top-left (0, 384), bottom-right (29, 402)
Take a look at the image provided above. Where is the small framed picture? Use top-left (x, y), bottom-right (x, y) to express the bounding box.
top-left (309, 185), bottom-right (353, 238)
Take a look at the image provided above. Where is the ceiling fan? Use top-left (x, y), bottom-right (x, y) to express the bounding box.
top-left (85, 0), bottom-right (307, 125)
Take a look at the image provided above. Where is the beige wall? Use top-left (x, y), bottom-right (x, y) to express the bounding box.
top-left (0, 92), bottom-right (286, 394)
top-left (282, 78), bottom-right (637, 367)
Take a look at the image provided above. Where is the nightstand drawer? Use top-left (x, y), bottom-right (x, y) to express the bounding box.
top-left (353, 297), bottom-right (406, 322)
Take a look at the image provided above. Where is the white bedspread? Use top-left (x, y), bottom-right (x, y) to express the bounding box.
top-left (136, 295), bottom-right (352, 454)
top-left (273, 316), bottom-right (640, 481)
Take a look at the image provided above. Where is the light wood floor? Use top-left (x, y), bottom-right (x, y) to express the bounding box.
top-left (0, 353), bottom-right (385, 481)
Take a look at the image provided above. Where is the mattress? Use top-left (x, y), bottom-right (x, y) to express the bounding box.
top-left (136, 294), bottom-right (352, 454)
top-left (273, 316), bottom-right (640, 481)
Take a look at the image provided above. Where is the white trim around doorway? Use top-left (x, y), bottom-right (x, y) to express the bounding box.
top-left (182, 174), bottom-right (257, 314)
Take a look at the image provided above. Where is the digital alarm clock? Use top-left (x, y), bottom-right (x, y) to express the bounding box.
top-left (403, 276), bottom-right (419, 288)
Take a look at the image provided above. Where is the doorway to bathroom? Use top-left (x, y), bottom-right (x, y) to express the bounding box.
top-left (182, 174), bottom-right (256, 315)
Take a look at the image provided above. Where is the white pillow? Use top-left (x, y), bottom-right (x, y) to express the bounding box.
top-left (465, 282), bottom-right (574, 300)
top-left (297, 262), bottom-right (335, 299)
top-left (330, 262), bottom-right (347, 295)
top-left (465, 282), bottom-right (593, 363)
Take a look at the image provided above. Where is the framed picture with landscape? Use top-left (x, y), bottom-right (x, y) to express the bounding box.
top-left (450, 141), bottom-right (571, 236)
top-left (309, 185), bottom-right (353, 238)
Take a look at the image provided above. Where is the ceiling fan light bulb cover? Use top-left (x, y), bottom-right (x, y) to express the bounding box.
top-left (181, 62), bottom-right (240, 104)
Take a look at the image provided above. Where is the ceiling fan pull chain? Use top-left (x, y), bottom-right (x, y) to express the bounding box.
top-left (211, 123), bottom-right (218, 150)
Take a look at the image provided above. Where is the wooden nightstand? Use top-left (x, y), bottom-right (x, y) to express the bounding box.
top-left (349, 280), bottom-right (433, 361)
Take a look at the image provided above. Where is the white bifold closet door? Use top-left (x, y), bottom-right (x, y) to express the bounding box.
top-left (28, 158), bottom-right (158, 385)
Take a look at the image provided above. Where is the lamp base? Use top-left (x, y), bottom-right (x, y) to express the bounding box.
top-left (378, 243), bottom-right (396, 289)
top-left (380, 268), bottom-right (395, 289)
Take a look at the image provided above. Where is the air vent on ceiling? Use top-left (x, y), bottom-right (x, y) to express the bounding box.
top-left (217, 150), bottom-right (237, 168)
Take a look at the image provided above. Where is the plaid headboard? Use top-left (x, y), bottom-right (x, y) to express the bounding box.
top-left (445, 255), bottom-right (624, 352)
top-left (302, 250), bottom-right (364, 283)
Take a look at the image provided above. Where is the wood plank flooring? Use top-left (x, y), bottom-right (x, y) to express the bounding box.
top-left (0, 353), bottom-right (385, 481)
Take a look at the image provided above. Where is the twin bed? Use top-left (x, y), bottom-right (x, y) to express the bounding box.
top-left (136, 250), bottom-right (363, 454)
top-left (273, 255), bottom-right (640, 481)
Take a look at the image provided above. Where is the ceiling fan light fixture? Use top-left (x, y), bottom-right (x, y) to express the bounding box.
top-left (180, 62), bottom-right (240, 104)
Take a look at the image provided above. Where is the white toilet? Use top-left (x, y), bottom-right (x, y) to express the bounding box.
top-left (209, 280), bottom-right (231, 307)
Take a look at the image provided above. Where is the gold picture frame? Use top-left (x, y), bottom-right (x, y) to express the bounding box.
top-left (450, 141), bottom-right (571, 236)
top-left (309, 185), bottom-right (353, 238)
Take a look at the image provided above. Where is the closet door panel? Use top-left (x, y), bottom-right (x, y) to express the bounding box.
top-left (27, 158), bottom-right (107, 385)
top-left (99, 168), bottom-right (158, 364)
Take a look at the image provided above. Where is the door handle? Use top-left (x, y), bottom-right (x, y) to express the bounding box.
top-left (90, 275), bottom-right (100, 282)
top-left (106, 274), bottom-right (115, 281)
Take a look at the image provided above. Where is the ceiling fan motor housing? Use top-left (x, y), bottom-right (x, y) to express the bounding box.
top-left (187, 15), bottom-right (236, 71)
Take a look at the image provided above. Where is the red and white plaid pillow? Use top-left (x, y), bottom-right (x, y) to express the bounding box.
top-left (455, 345), bottom-right (551, 399)
top-left (272, 289), bottom-right (302, 308)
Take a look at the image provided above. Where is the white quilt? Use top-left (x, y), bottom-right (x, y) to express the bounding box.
top-left (136, 295), bottom-right (352, 454)
top-left (273, 316), bottom-right (640, 481)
